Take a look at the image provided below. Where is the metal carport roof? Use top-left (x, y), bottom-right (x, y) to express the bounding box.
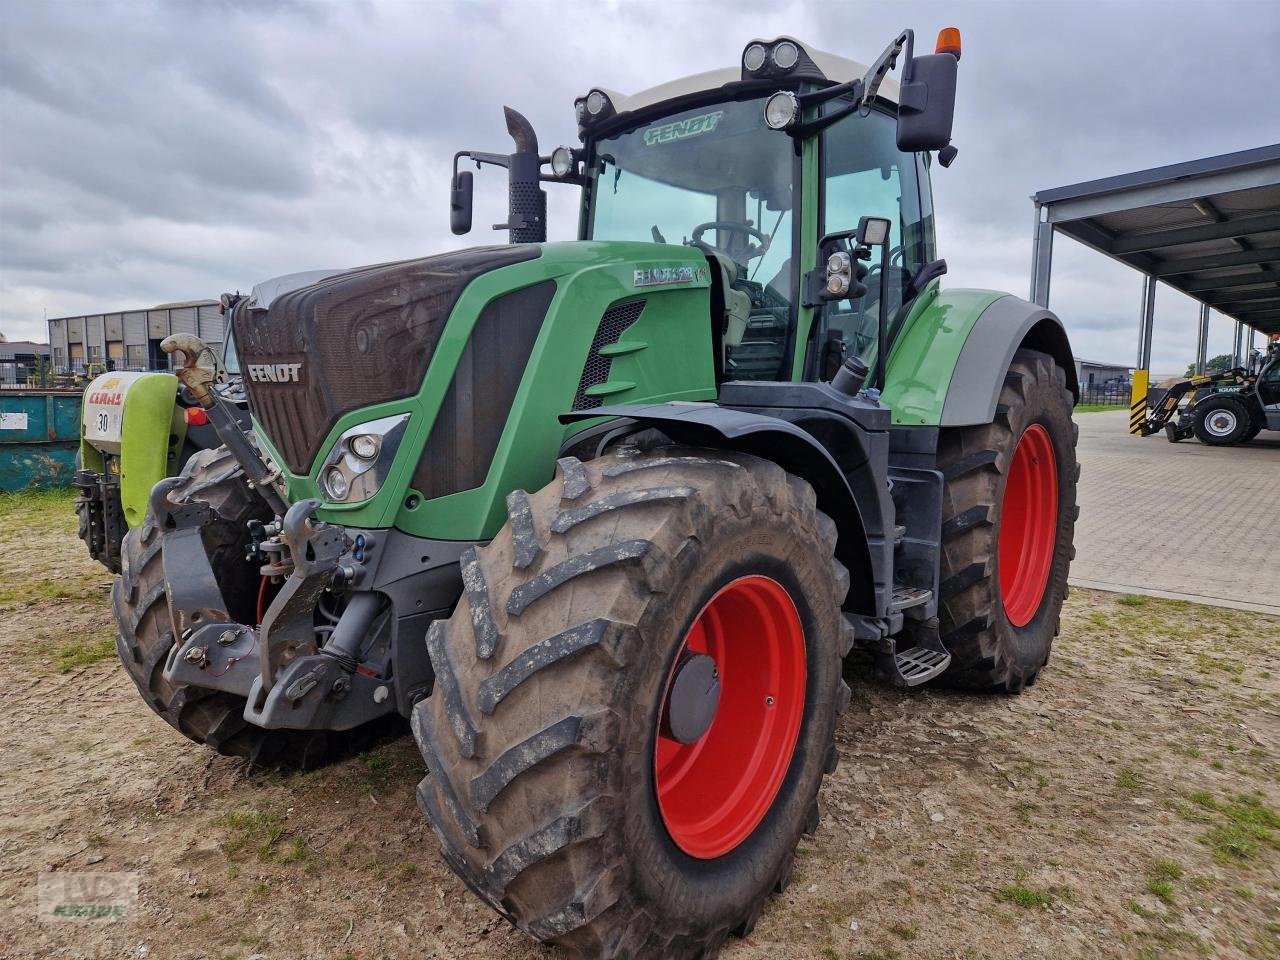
top-left (1030, 144), bottom-right (1280, 373)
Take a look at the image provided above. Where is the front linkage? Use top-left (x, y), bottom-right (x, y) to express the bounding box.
top-left (149, 336), bottom-right (439, 738)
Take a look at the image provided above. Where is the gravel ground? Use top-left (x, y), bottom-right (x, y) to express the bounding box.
top-left (1, 489), bottom-right (1276, 960)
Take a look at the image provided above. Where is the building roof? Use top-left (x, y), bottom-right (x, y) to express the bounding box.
top-left (1034, 144), bottom-right (1280, 337)
top-left (47, 299), bottom-right (217, 323)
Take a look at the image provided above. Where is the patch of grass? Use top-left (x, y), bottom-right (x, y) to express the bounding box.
top-left (1196, 792), bottom-right (1280, 863)
top-left (995, 883), bottom-right (1052, 909)
top-left (888, 922), bottom-right (918, 941)
top-left (1074, 403), bottom-right (1126, 413)
top-left (1117, 594), bottom-right (1147, 607)
top-left (1128, 899), bottom-right (1159, 919)
top-left (218, 809), bottom-right (310, 864)
top-left (0, 487), bottom-right (78, 533)
top-left (1117, 767), bottom-right (1141, 790)
top-left (30, 629), bottom-right (116, 673)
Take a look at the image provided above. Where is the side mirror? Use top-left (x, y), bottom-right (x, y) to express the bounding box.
top-left (896, 52), bottom-right (958, 152)
top-left (450, 170), bottom-right (474, 235)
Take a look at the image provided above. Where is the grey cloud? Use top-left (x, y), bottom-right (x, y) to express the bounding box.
top-left (1, 0), bottom-right (1277, 378)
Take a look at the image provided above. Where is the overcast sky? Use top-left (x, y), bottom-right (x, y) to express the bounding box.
top-left (2, 0), bottom-right (1278, 373)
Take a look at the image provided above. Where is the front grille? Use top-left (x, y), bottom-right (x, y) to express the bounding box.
top-left (572, 299), bottom-right (646, 410)
top-left (411, 281), bottom-right (556, 499)
top-left (233, 246), bottom-right (538, 475)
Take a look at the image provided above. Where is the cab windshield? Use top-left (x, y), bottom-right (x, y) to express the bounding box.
top-left (588, 96), bottom-right (797, 379)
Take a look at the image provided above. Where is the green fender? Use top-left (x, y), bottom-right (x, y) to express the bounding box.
top-left (882, 283), bottom-right (1077, 427)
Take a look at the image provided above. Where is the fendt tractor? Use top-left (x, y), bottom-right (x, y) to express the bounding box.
top-left (112, 28), bottom-right (1079, 957)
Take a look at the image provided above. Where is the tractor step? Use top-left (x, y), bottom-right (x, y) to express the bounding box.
top-left (873, 629), bottom-right (951, 687)
top-left (889, 645), bottom-right (951, 685)
top-left (890, 585), bottom-right (932, 611)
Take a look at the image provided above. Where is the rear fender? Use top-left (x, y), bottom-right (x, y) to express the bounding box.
top-left (561, 402), bottom-right (878, 615)
top-left (941, 295), bottom-right (1078, 425)
top-left (883, 286), bottom-right (1078, 427)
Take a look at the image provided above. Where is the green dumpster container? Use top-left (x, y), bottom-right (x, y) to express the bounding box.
top-left (0, 390), bottom-right (83, 492)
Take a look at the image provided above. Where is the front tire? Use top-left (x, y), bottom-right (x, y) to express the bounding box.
top-left (1192, 396), bottom-right (1251, 445)
top-left (412, 447), bottom-right (851, 958)
top-left (935, 348), bottom-right (1079, 691)
top-left (113, 446), bottom-right (389, 768)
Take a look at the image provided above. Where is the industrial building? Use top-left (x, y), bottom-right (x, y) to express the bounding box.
top-left (45, 299), bottom-right (225, 376)
top-left (0, 340), bottom-right (52, 387)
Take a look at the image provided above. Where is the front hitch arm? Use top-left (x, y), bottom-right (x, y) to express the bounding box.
top-left (161, 333), bottom-right (288, 517)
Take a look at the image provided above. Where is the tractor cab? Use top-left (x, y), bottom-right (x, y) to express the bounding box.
top-left (452, 31), bottom-right (960, 389)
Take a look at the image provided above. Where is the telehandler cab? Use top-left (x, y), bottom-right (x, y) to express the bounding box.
top-left (113, 26), bottom-right (1079, 957)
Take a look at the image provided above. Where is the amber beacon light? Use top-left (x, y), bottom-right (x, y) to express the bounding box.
top-left (936, 26), bottom-right (962, 59)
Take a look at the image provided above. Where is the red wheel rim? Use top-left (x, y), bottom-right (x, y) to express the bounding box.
top-left (998, 423), bottom-right (1058, 627)
top-left (654, 575), bottom-right (806, 859)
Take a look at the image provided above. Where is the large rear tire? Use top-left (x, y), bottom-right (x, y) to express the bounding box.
top-left (113, 446), bottom-right (390, 768)
top-left (936, 348), bottom-right (1078, 691)
top-left (412, 446), bottom-right (852, 958)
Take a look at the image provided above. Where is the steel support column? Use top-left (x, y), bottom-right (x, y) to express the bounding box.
top-left (1137, 275), bottom-right (1156, 370)
top-left (1233, 321), bottom-right (1244, 367)
top-left (1030, 203), bottom-right (1054, 307)
top-left (1195, 304), bottom-right (1210, 374)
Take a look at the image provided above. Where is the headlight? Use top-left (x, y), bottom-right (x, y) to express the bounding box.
top-left (743, 43), bottom-right (767, 72)
top-left (317, 413), bottom-right (410, 504)
top-left (324, 466), bottom-right (349, 500)
top-left (350, 434), bottom-right (380, 460)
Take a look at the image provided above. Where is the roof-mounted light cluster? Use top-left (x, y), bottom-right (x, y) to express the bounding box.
top-left (741, 37), bottom-right (811, 80)
top-left (574, 88), bottom-right (616, 132)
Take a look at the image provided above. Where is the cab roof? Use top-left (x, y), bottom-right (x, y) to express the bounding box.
top-left (597, 37), bottom-right (899, 120)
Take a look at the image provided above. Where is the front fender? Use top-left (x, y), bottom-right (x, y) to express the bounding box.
top-left (561, 402), bottom-right (879, 615)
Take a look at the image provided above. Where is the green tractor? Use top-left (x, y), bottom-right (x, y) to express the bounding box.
top-left (73, 328), bottom-right (248, 572)
top-left (112, 27), bottom-right (1079, 957)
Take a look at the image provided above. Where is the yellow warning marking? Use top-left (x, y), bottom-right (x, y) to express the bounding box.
top-left (1129, 369), bottom-right (1150, 435)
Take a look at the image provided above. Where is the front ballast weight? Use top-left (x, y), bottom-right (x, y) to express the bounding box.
top-left (150, 479), bottom-right (397, 733)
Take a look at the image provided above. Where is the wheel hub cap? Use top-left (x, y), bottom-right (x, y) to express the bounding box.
top-left (662, 652), bottom-right (721, 745)
top-left (654, 575), bottom-right (806, 859)
top-left (998, 423), bottom-right (1058, 628)
top-left (1208, 411), bottom-right (1236, 435)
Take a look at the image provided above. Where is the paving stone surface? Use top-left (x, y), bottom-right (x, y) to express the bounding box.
top-left (1070, 409), bottom-right (1280, 614)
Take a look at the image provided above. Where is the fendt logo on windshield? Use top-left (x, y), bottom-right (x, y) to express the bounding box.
top-left (247, 362), bottom-right (303, 384)
top-left (643, 110), bottom-right (725, 146)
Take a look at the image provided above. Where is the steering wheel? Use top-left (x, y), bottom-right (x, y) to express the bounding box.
top-left (689, 221), bottom-right (771, 261)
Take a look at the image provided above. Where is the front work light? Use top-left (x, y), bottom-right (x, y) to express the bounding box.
top-left (317, 412), bottom-right (411, 504)
top-left (550, 146), bottom-right (576, 178)
top-left (585, 90), bottom-right (608, 116)
top-left (764, 91), bottom-right (799, 130)
top-left (743, 43), bottom-right (768, 72)
top-left (772, 40), bottom-right (800, 70)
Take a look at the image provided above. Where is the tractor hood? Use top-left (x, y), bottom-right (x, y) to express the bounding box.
top-left (231, 245), bottom-right (540, 475)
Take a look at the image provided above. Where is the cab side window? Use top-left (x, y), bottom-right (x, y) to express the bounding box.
top-left (817, 108), bottom-right (928, 371)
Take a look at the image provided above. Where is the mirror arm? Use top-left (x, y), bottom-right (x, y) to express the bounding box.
top-left (788, 89), bottom-right (864, 139)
